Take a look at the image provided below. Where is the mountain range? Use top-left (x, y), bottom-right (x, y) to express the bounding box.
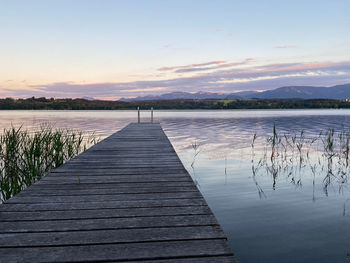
top-left (119, 83), bottom-right (350, 101)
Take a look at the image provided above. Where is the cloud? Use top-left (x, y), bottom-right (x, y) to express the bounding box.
top-left (121, 87), bottom-right (166, 93)
top-left (2, 60), bottom-right (350, 99)
top-left (216, 71), bottom-right (333, 84)
top-left (174, 67), bottom-right (215, 73)
top-left (257, 61), bottom-right (349, 74)
top-left (158, 61), bottom-right (225, 71)
top-left (162, 58), bottom-right (255, 73)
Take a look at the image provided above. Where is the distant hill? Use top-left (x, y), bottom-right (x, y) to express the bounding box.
top-left (250, 84), bottom-right (350, 99)
top-left (226, 90), bottom-right (259, 99)
top-left (120, 91), bottom-right (240, 102)
top-left (120, 84), bottom-right (350, 101)
top-left (81, 96), bottom-right (95, 101)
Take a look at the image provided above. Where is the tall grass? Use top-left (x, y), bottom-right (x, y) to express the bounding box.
top-left (0, 126), bottom-right (97, 201)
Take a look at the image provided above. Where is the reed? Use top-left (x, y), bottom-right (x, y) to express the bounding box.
top-left (191, 140), bottom-right (200, 168)
top-left (252, 125), bottom-right (350, 196)
top-left (268, 123), bottom-right (278, 162)
top-left (0, 126), bottom-right (97, 201)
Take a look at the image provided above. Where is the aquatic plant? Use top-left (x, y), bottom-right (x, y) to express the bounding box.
top-left (251, 133), bottom-right (257, 149)
top-left (251, 124), bottom-right (350, 199)
top-left (191, 140), bottom-right (200, 168)
top-left (267, 123), bottom-right (278, 162)
top-left (189, 140), bottom-right (201, 187)
top-left (0, 126), bottom-right (97, 201)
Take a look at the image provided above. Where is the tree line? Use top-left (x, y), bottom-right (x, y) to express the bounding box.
top-left (1, 97), bottom-right (350, 110)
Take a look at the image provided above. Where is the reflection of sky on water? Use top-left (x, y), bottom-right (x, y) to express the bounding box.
top-left (163, 112), bottom-right (350, 160)
top-left (2, 109), bottom-right (350, 263)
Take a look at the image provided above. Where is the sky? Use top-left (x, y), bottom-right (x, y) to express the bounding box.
top-left (1, 0), bottom-right (350, 100)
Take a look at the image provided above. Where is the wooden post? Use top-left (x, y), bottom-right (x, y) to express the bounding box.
top-left (137, 107), bottom-right (140, 123)
top-left (151, 107), bottom-right (153, 123)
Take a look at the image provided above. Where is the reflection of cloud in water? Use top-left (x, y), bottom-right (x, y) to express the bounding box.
top-left (162, 114), bottom-right (350, 160)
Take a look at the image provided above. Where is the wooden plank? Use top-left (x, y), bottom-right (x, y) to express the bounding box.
top-left (68, 157), bottom-right (183, 160)
top-left (51, 168), bottom-right (188, 174)
top-left (67, 159), bottom-right (182, 163)
top-left (0, 123), bottom-right (236, 262)
top-left (17, 186), bottom-right (197, 196)
top-left (0, 206), bottom-right (211, 221)
top-left (0, 226), bottom-right (225, 247)
top-left (44, 171), bottom-right (189, 176)
top-left (6, 191), bottom-right (202, 203)
top-left (116, 256), bottom-right (238, 263)
top-left (0, 240), bottom-right (233, 262)
top-left (29, 181), bottom-right (194, 189)
top-left (35, 177), bottom-right (193, 184)
top-left (0, 214), bottom-right (219, 233)
top-left (60, 165), bottom-right (186, 169)
top-left (0, 198), bottom-right (207, 212)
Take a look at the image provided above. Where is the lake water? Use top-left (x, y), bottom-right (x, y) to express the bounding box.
top-left (1, 109), bottom-right (350, 263)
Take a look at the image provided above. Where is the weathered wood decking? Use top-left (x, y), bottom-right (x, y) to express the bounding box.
top-left (0, 123), bottom-right (236, 263)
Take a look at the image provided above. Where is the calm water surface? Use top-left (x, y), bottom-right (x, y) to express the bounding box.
top-left (1, 109), bottom-right (350, 263)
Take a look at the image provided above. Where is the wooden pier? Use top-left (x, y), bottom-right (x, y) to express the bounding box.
top-left (0, 123), bottom-right (236, 262)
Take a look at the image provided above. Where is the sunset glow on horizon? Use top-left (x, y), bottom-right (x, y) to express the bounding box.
top-left (1, 0), bottom-right (350, 99)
